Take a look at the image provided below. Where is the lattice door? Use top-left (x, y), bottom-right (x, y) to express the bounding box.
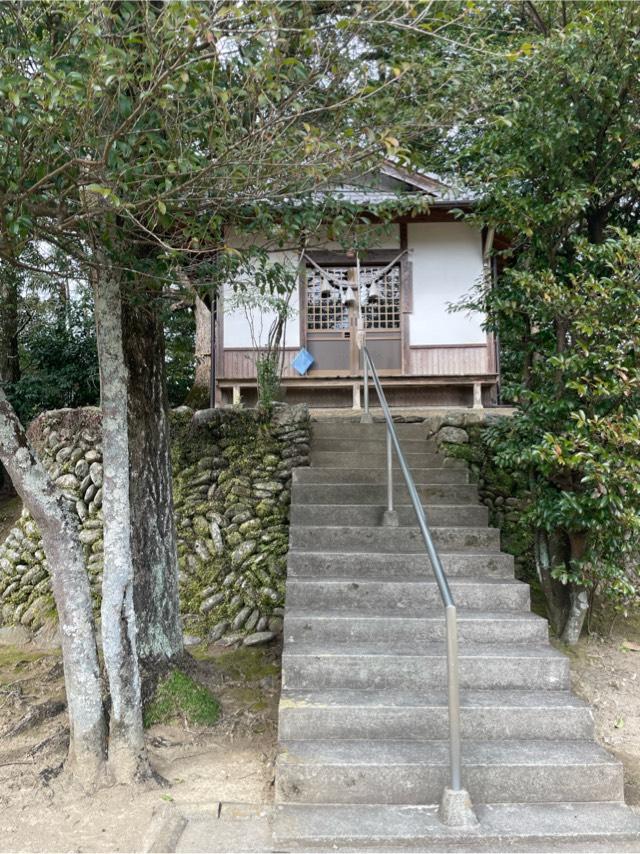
top-left (304, 263), bottom-right (402, 375)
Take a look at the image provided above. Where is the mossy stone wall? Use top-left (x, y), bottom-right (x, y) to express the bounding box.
top-left (430, 412), bottom-right (534, 582)
top-left (0, 403), bottom-right (310, 645)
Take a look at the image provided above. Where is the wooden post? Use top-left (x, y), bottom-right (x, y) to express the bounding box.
top-left (473, 382), bottom-right (483, 410)
top-left (232, 385), bottom-right (241, 406)
top-left (352, 382), bottom-right (362, 410)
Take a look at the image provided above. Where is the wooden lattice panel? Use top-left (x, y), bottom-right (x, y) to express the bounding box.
top-left (360, 265), bottom-right (400, 331)
top-left (306, 264), bottom-right (400, 332)
top-left (306, 266), bottom-right (351, 331)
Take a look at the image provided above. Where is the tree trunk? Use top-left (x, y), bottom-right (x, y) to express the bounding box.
top-left (561, 583), bottom-right (589, 645)
top-left (0, 264), bottom-right (20, 385)
top-left (534, 527), bottom-right (569, 636)
top-left (191, 293), bottom-right (211, 404)
top-left (93, 268), bottom-right (149, 782)
top-left (560, 531), bottom-right (589, 646)
top-left (586, 209), bottom-right (607, 245)
top-left (122, 294), bottom-right (183, 690)
top-left (0, 388), bottom-right (106, 784)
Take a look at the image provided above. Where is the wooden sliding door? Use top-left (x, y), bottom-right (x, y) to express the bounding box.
top-left (303, 256), bottom-right (402, 375)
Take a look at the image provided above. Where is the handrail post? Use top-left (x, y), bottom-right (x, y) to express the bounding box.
top-left (364, 357), bottom-right (369, 416)
top-left (382, 425), bottom-right (398, 527)
top-left (445, 604), bottom-right (462, 790)
top-left (360, 350), bottom-right (372, 424)
top-left (440, 605), bottom-right (476, 827)
top-left (386, 427), bottom-right (393, 515)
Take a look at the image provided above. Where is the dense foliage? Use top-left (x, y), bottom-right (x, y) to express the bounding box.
top-left (483, 236), bottom-right (640, 633)
top-left (436, 1), bottom-right (640, 641)
top-left (7, 295), bottom-right (99, 424)
top-left (2, 266), bottom-right (196, 421)
top-left (0, 2), bottom-right (445, 281)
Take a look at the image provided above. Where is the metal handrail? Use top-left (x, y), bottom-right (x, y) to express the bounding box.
top-left (361, 345), bottom-right (465, 797)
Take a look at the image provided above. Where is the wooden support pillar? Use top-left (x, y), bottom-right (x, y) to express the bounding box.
top-left (473, 382), bottom-right (483, 410)
top-left (232, 385), bottom-right (241, 406)
top-left (352, 382), bottom-right (362, 411)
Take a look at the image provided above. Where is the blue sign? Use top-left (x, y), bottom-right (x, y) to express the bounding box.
top-left (292, 347), bottom-right (314, 376)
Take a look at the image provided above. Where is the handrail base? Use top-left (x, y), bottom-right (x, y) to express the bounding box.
top-left (439, 787), bottom-right (478, 828)
top-left (382, 509), bottom-right (399, 527)
top-left (359, 412), bottom-right (373, 424)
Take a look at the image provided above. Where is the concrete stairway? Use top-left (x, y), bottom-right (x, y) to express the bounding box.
top-left (274, 420), bottom-right (640, 852)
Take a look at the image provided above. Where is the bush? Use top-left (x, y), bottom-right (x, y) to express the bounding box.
top-left (256, 355), bottom-right (281, 407)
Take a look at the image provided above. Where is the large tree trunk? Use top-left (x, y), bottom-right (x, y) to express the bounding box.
top-left (561, 583), bottom-right (589, 645)
top-left (122, 294), bottom-right (183, 688)
top-left (0, 264), bottom-right (20, 385)
top-left (0, 388), bottom-right (106, 784)
top-left (93, 268), bottom-right (149, 782)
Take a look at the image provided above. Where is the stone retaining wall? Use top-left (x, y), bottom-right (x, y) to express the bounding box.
top-left (0, 403), bottom-right (310, 646)
top-left (426, 411), bottom-right (534, 582)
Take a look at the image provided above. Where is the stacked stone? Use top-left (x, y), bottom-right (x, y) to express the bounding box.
top-left (0, 514), bottom-right (50, 629)
top-left (173, 403), bottom-right (310, 646)
top-left (0, 408), bottom-right (104, 630)
top-left (431, 414), bottom-right (533, 580)
top-left (1, 405), bottom-right (535, 637)
top-left (0, 403), bottom-right (310, 644)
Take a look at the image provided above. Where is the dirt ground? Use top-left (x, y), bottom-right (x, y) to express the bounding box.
top-left (562, 609), bottom-right (640, 806)
top-left (0, 640), bottom-right (281, 853)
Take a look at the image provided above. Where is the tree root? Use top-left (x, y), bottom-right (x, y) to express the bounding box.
top-left (27, 727), bottom-right (70, 758)
top-left (3, 698), bottom-right (66, 739)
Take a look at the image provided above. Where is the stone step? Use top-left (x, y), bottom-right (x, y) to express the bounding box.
top-left (292, 482), bottom-right (480, 505)
top-left (309, 450), bottom-right (462, 469)
top-left (287, 551), bottom-right (515, 579)
top-left (283, 609), bottom-right (547, 645)
top-left (312, 421), bottom-right (433, 440)
top-left (290, 503), bottom-right (489, 527)
top-left (285, 577), bottom-right (529, 613)
top-left (278, 688), bottom-right (593, 741)
top-left (294, 467), bottom-right (469, 484)
top-left (282, 643), bottom-right (569, 691)
top-left (289, 525), bottom-right (500, 553)
top-left (274, 421), bottom-right (636, 850)
top-left (312, 437), bottom-right (437, 453)
top-left (275, 739), bottom-right (622, 806)
top-left (273, 802), bottom-right (640, 852)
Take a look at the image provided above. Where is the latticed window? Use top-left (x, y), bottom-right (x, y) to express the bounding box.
top-left (306, 264), bottom-right (400, 331)
top-left (306, 266), bottom-right (351, 331)
top-left (359, 265), bottom-right (400, 330)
